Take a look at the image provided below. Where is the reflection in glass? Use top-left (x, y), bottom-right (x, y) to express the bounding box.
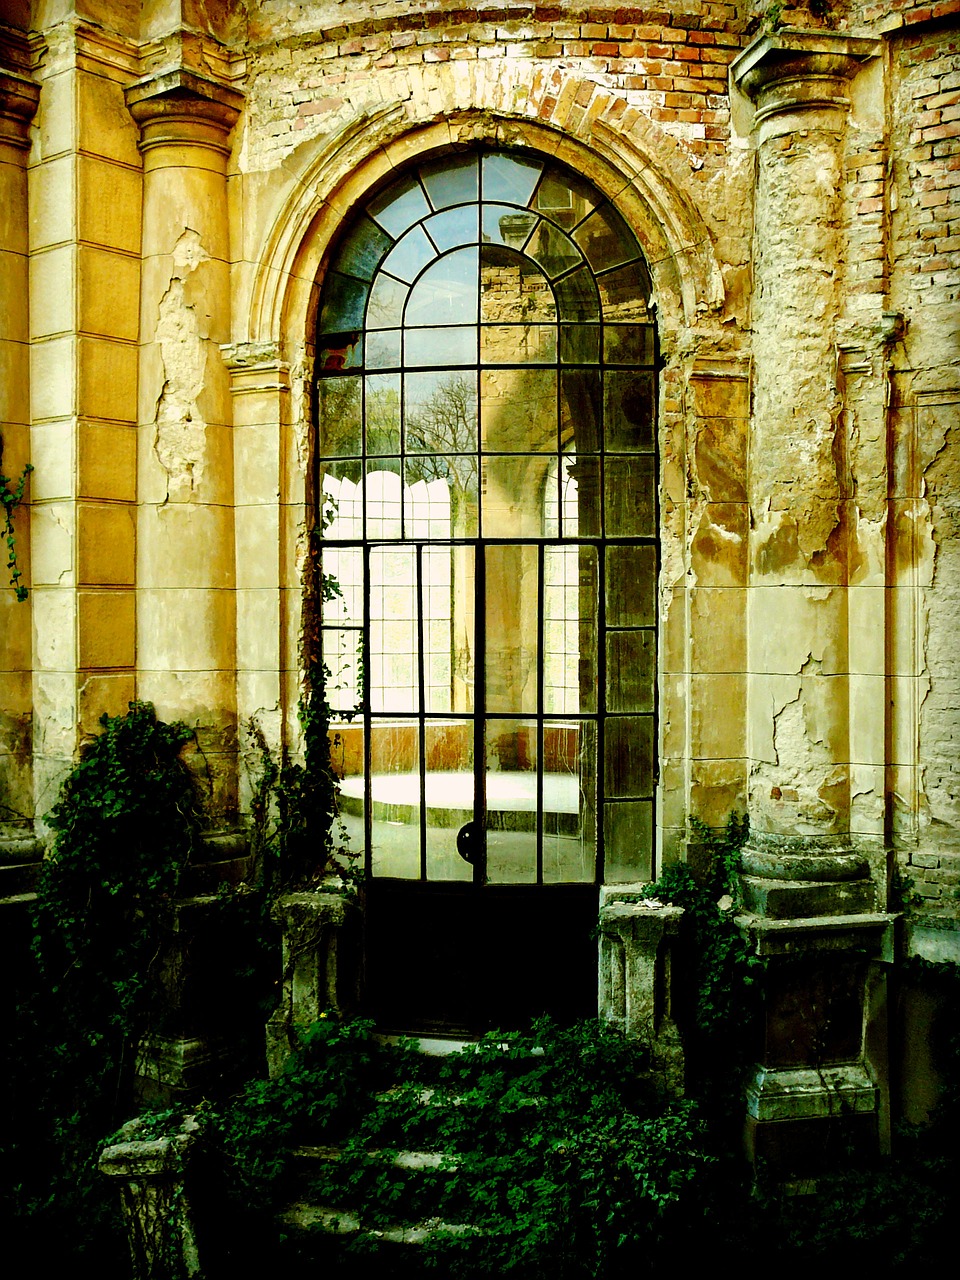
top-left (604, 324), bottom-right (656, 367)
top-left (365, 373), bottom-right (401, 456)
top-left (485, 544), bottom-right (539, 715)
top-left (480, 245), bottom-right (556, 323)
top-left (554, 267), bottom-right (601, 322)
top-left (482, 203), bottom-right (537, 249)
top-left (405, 456), bottom-right (478, 540)
top-left (422, 154), bottom-right (479, 209)
top-left (318, 378), bottom-right (361, 457)
top-left (321, 626), bottom-right (363, 714)
top-left (559, 324), bottom-right (600, 364)
top-left (606, 630), bottom-right (655, 713)
top-left (367, 273), bottom-right (408, 328)
top-left (330, 722), bottom-right (364, 867)
top-left (424, 720), bottom-right (475, 882)
top-left (319, 272), bottom-right (368, 334)
top-left (368, 546), bottom-right (419, 712)
top-left (406, 325), bottom-right (475, 367)
top-left (334, 215), bottom-right (393, 281)
top-left (369, 175), bottom-right (431, 237)
top-left (482, 455), bottom-right (552, 539)
top-left (482, 152), bottom-right (543, 205)
top-left (425, 204), bottom-right (480, 252)
top-left (365, 329), bottom-right (402, 370)
top-left (560, 369), bottom-right (601, 453)
top-left (597, 261), bottom-right (653, 321)
top-left (381, 223), bottom-right (436, 283)
top-left (525, 218), bottom-right (582, 278)
top-left (368, 719), bottom-right (422, 878)
top-left (606, 545), bottom-right (656, 628)
top-left (405, 247), bottom-right (479, 326)
top-left (604, 371), bottom-right (655, 451)
top-left (480, 323), bottom-right (556, 365)
top-left (604, 455), bottom-right (656, 537)
top-left (603, 800), bottom-right (653, 883)
top-left (480, 367), bottom-right (556, 454)
top-left (405, 370), bottom-right (478, 455)
top-left (573, 203), bottom-right (638, 273)
top-left (542, 720), bottom-right (595, 884)
top-left (485, 718), bottom-right (538, 884)
top-left (604, 716), bottom-right (654, 797)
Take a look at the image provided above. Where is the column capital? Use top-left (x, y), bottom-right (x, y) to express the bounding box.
top-left (125, 68), bottom-right (243, 157)
top-left (0, 69), bottom-right (40, 150)
top-left (731, 29), bottom-right (882, 126)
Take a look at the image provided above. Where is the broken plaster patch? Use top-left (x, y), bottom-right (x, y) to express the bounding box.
top-left (154, 230), bottom-right (210, 500)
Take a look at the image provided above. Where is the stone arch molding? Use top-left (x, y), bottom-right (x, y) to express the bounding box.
top-left (245, 86), bottom-right (725, 353)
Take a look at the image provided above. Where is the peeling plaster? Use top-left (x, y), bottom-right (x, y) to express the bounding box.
top-left (154, 230), bottom-right (210, 500)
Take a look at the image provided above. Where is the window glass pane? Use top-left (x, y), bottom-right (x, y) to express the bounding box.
top-left (321, 545), bottom-right (363, 625)
top-left (405, 370), bottom-right (478, 455)
top-left (481, 323), bottom-right (556, 365)
top-left (369, 547), bottom-right (419, 712)
top-left (560, 324), bottom-right (600, 364)
top-left (322, 626), bottom-right (363, 714)
top-left (381, 223), bottom-right (436, 284)
top-left (405, 457), bottom-right (479, 539)
top-left (320, 463), bottom-right (363, 539)
top-left (604, 371), bottom-right (656, 451)
top-left (367, 273), bottom-right (408, 328)
top-left (604, 455), bottom-right (656, 537)
top-left (317, 335), bottom-right (362, 371)
top-left (535, 167), bottom-right (602, 226)
top-left (573, 203), bottom-right (639, 274)
top-left (598, 261), bottom-right (653, 322)
top-left (482, 203), bottom-right (537, 249)
top-left (605, 545), bottom-right (656, 628)
top-left (480, 367), bottom-right (556, 453)
top-left (560, 369), bottom-right (601, 454)
top-left (365, 464), bottom-right (403, 539)
top-left (318, 377), bottom-right (361, 457)
top-left (554, 267), bottom-right (601, 322)
top-left (319, 272), bottom-right (368, 334)
top-left (425, 204), bottom-right (480, 252)
top-left (365, 373), bottom-right (401, 455)
top-left (424, 720), bottom-right (475, 882)
top-left (604, 716), bottom-right (654, 797)
top-left (543, 720), bottom-right (596, 884)
top-left (485, 544), bottom-right (539, 715)
top-left (334, 215), bottom-right (393, 281)
top-left (603, 800), bottom-right (653, 882)
top-left (544, 544), bottom-right (597, 715)
top-left (405, 247), bottom-right (479, 327)
top-left (525, 218), bottom-right (582, 279)
top-left (422, 154), bottom-right (479, 209)
top-left (369, 719), bottom-right (422, 878)
top-left (606, 630), bottom-right (655, 713)
top-left (564, 454), bottom-right (600, 537)
top-left (480, 245), bottom-right (555, 323)
top-left (485, 718), bottom-right (538, 884)
top-left (482, 455), bottom-right (554, 538)
top-left (406, 325), bottom-right (475, 368)
top-left (369, 174), bottom-right (431, 237)
top-left (330, 722), bottom-right (364, 867)
top-left (482, 152), bottom-right (543, 205)
top-left (365, 329), bottom-right (401, 370)
top-left (604, 324), bottom-right (656, 367)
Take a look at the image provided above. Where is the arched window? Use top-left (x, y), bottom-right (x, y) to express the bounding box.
top-left (315, 149), bottom-right (657, 1030)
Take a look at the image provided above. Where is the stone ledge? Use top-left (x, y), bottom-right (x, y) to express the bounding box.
top-left (745, 1063), bottom-right (877, 1122)
top-left (736, 911), bottom-right (897, 958)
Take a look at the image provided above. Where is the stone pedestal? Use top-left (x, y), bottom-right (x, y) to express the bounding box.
top-left (265, 890), bottom-right (362, 1078)
top-left (598, 885), bottom-right (685, 1094)
top-left (100, 1114), bottom-right (203, 1280)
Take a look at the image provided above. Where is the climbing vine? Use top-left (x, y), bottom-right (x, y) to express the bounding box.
top-left (0, 437), bottom-right (32, 600)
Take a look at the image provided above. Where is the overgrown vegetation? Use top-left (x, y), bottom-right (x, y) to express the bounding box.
top-left (0, 436), bottom-right (32, 600)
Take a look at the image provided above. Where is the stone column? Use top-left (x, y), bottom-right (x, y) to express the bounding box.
top-left (126, 70), bottom-right (243, 820)
top-left (731, 32), bottom-right (895, 1177)
top-left (0, 70), bottom-right (39, 878)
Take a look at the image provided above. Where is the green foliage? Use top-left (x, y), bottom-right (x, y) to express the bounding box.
top-left (212, 1017), bottom-right (715, 1278)
top-left (3, 703), bottom-right (204, 1265)
top-left (643, 813), bottom-right (760, 1116)
top-left (0, 444), bottom-right (32, 601)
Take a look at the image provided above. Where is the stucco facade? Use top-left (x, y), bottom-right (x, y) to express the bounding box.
top-left (1, 0), bottom-right (959, 1143)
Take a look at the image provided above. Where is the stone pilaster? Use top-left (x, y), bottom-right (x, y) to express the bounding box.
top-left (126, 69), bottom-right (243, 820)
top-left (0, 68), bottom-right (40, 880)
top-left (731, 32), bottom-right (894, 1177)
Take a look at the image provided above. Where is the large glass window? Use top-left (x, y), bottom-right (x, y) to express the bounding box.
top-left (317, 149), bottom-right (657, 888)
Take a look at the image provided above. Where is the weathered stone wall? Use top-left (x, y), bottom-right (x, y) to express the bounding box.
top-left (0, 0), bottom-right (956, 899)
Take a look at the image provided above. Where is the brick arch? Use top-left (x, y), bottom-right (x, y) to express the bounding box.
top-left (248, 91), bottom-right (724, 353)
